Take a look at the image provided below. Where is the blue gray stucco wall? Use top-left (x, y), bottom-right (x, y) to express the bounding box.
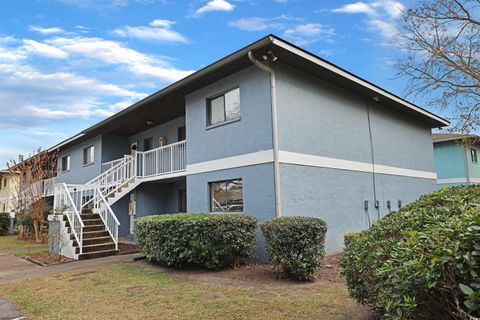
top-left (186, 164), bottom-right (275, 222)
top-left (56, 135), bottom-right (103, 184)
top-left (274, 63), bottom-right (435, 171)
top-left (112, 195), bottom-right (130, 237)
top-left (185, 66), bottom-right (272, 164)
top-left (187, 164), bottom-right (275, 259)
top-left (274, 62), bottom-right (436, 252)
top-left (128, 116), bottom-right (185, 151)
top-left (102, 135), bottom-right (129, 163)
top-left (113, 179), bottom-right (186, 237)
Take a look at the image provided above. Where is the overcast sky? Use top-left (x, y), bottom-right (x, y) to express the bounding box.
top-left (0, 0), bottom-right (430, 167)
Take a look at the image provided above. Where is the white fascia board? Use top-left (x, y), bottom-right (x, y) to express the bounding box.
top-left (48, 133), bottom-right (86, 152)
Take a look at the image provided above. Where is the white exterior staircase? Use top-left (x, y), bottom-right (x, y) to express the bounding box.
top-left (52, 140), bottom-right (186, 260)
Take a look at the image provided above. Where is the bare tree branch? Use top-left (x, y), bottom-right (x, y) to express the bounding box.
top-left (396, 0), bottom-right (480, 132)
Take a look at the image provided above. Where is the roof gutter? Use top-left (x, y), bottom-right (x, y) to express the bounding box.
top-left (47, 133), bottom-right (86, 152)
top-left (248, 50), bottom-right (282, 217)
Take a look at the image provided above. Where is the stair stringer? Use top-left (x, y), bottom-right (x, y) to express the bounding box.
top-left (106, 178), bottom-right (142, 207)
top-left (58, 219), bottom-right (79, 260)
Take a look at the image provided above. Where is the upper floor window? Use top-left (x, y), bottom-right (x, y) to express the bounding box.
top-left (83, 146), bottom-right (94, 166)
top-left (61, 155), bottom-right (70, 172)
top-left (210, 179), bottom-right (243, 212)
top-left (207, 88), bottom-right (240, 126)
top-left (3, 178), bottom-right (6, 188)
top-left (471, 148), bottom-right (478, 163)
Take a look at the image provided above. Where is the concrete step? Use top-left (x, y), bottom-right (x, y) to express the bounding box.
top-left (78, 249), bottom-right (119, 260)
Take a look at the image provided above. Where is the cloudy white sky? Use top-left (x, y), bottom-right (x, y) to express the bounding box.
top-left (0, 0), bottom-right (424, 166)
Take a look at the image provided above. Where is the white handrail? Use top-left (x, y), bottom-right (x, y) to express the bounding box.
top-left (101, 157), bottom-right (125, 173)
top-left (77, 155), bottom-right (136, 209)
top-left (94, 188), bottom-right (120, 249)
top-left (54, 183), bottom-right (84, 255)
top-left (87, 154), bottom-right (132, 186)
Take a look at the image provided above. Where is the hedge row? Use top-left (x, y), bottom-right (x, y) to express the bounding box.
top-left (341, 185), bottom-right (480, 319)
top-left (136, 213), bottom-right (328, 280)
top-left (136, 213), bottom-right (257, 270)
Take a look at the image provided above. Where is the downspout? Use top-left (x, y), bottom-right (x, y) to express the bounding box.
top-left (248, 51), bottom-right (282, 217)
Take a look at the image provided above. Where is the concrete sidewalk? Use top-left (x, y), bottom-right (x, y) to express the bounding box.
top-left (0, 253), bottom-right (40, 282)
top-left (0, 253), bottom-right (142, 285)
top-left (0, 298), bottom-right (25, 320)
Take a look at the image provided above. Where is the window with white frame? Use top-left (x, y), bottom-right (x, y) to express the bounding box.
top-left (61, 155), bottom-right (70, 172)
top-left (210, 179), bottom-right (243, 212)
top-left (207, 88), bottom-right (240, 126)
top-left (83, 145), bottom-right (95, 166)
top-left (471, 148), bottom-right (478, 163)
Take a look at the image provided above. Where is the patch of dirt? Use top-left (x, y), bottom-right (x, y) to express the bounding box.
top-left (135, 253), bottom-right (375, 319)
top-left (22, 253), bottom-right (73, 266)
top-left (118, 243), bottom-right (140, 254)
top-left (137, 254), bottom-right (345, 290)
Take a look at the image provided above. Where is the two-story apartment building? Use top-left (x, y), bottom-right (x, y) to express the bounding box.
top-left (433, 133), bottom-right (480, 187)
top-left (0, 170), bottom-right (20, 218)
top-left (46, 35), bottom-right (448, 259)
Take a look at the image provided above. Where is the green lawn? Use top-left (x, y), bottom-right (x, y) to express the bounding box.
top-left (0, 262), bottom-right (371, 320)
top-left (0, 235), bottom-right (48, 256)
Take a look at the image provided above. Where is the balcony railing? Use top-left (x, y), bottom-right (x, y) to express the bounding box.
top-left (136, 140), bottom-right (186, 178)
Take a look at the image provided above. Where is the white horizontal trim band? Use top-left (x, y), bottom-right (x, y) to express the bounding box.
top-left (278, 151), bottom-right (437, 179)
top-left (186, 149), bottom-right (436, 180)
top-left (186, 150), bottom-right (274, 175)
top-left (437, 177), bottom-right (480, 184)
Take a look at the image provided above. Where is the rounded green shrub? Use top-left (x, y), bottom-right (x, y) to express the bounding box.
top-left (261, 216), bottom-right (327, 281)
top-left (341, 185), bottom-right (480, 319)
top-left (135, 213), bottom-right (257, 270)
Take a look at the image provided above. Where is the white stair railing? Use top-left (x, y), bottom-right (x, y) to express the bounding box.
top-left (93, 188), bottom-right (120, 249)
top-left (58, 155), bottom-right (135, 251)
top-left (54, 183), bottom-right (84, 255)
top-left (101, 157), bottom-right (125, 173)
top-left (87, 155), bottom-right (132, 187)
top-left (51, 140), bottom-right (186, 257)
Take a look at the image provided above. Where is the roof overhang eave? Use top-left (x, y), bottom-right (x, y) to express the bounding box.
top-left (270, 37), bottom-right (450, 128)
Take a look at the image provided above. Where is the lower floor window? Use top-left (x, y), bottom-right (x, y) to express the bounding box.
top-left (210, 179), bottom-right (243, 212)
